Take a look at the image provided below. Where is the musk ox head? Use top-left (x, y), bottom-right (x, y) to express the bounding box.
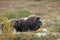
top-left (26, 15), bottom-right (42, 31)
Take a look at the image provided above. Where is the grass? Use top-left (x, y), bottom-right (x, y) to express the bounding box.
top-left (2, 9), bottom-right (33, 19)
top-left (3, 10), bottom-right (17, 19)
top-left (51, 17), bottom-right (60, 33)
top-left (16, 9), bottom-right (33, 18)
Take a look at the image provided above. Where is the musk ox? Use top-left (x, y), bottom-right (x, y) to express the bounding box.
top-left (13, 15), bottom-right (42, 32)
top-left (1, 15), bottom-right (42, 32)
